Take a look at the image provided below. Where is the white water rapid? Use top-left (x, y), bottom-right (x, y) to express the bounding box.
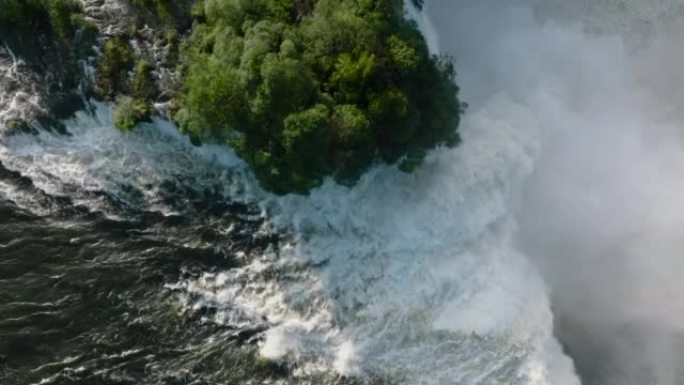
top-left (2, 0), bottom-right (684, 384)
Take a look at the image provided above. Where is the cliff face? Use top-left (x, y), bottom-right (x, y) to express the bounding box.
top-left (0, 21), bottom-right (83, 131)
top-left (0, 0), bottom-right (193, 131)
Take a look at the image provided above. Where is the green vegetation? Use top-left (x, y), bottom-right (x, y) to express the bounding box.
top-left (100, 45), bottom-right (156, 130)
top-left (93, 2), bottom-right (189, 131)
top-left (113, 95), bottom-right (151, 131)
top-left (97, 38), bottom-right (135, 97)
top-left (132, 59), bottom-right (156, 100)
top-left (175, 0), bottom-right (461, 194)
top-left (127, 0), bottom-right (194, 31)
top-left (2, 0), bottom-right (459, 195)
top-left (127, 59), bottom-right (156, 127)
top-left (0, 0), bottom-right (87, 43)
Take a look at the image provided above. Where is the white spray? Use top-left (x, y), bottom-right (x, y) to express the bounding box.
top-left (175, 1), bottom-right (587, 384)
top-left (510, 1), bottom-right (684, 384)
top-left (2, 0), bottom-right (683, 384)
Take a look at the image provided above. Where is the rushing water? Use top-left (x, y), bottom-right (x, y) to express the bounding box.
top-left (2, 1), bottom-right (684, 384)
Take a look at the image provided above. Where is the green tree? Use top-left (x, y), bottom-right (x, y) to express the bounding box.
top-left (132, 59), bottom-right (155, 100)
top-left (47, 0), bottom-right (82, 42)
top-left (176, 59), bottom-right (248, 139)
top-left (114, 96), bottom-right (150, 131)
top-left (387, 35), bottom-right (419, 73)
top-left (176, 0), bottom-right (461, 195)
top-left (98, 38), bottom-right (134, 97)
top-left (281, 104), bottom-right (330, 192)
top-left (330, 51), bottom-right (376, 102)
top-left (252, 54), bottom-right (316, 121)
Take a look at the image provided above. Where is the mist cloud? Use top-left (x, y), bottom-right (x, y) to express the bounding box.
top-left (426, 1), bottom-right (684, 384)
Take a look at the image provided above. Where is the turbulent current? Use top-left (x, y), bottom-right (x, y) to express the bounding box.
top-left (2, 1), bottom-right (684, 384)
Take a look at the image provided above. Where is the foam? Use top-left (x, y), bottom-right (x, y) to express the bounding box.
top-left (173, 2), bottom-right (597, 383)
top-left (4, 1), bottom-right (680, 383)
top-left (0, 103), bottom-right (256, 217)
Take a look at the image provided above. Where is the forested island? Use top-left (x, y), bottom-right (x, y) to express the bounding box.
top-left (0, 0), bottom-right (461, 194)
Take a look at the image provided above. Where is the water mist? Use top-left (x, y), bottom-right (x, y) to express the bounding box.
top-left (2, 1), bottom-right (684, 384)
top-left (426, 0), bottom-right (684, 384)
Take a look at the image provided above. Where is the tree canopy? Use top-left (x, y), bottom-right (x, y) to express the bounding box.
top-left (175, 0), bottom-right (461, 194)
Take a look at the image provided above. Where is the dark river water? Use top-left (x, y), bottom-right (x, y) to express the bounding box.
top-left (0, 101), bottom-right (305, 384)
top-left (0, 158), bottom-right (291, 385)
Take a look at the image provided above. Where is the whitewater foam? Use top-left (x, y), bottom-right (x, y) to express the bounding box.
top-left (0, 0), bottom-right (590, 382)
top-left (176, 1), bottom-right (684, 384)
top-left (0, 45), bottom-right (44, 130)
top-left (173, 2), bottom-right (595, 383)
top-left (2, 0), bottom-right (682, 384)
top-left (0, 103), bottom-right (258, 217)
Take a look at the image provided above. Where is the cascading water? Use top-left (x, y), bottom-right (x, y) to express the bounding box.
top-left (2, 1), bottom-right (684, 384)
top-left (0, 45), bottom-right (43, 129)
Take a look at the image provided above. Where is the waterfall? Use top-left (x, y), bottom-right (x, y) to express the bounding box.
top-left (2, 1), bottom-right (684, 384)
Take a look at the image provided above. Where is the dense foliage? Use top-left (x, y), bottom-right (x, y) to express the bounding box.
top-left (175, 0), bottom-right (461, 194)
top-left (95, 1), bottom-right (192, 131)
top-left (0, 0), bottom-right (90, 43)
top-left (97, 39), bottom-right (157, 131)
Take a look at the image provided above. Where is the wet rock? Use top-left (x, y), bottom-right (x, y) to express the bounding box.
top-left (0, 0), bottom-right (194, 131)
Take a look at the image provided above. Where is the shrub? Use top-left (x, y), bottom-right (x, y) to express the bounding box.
top-left (46, 0), bottom-right (82, 42)
top-left (98, 38), bottom-right (134, 97)
top-left (132, 59), bottom-right (156, 100)
top-left (0, 0), bottom-right (24, 27)
top-left (113, 95), bottom-right (151, 131)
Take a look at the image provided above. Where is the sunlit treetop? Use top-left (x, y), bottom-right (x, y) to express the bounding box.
top-left (175, 0), bottom-right (461, 194)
